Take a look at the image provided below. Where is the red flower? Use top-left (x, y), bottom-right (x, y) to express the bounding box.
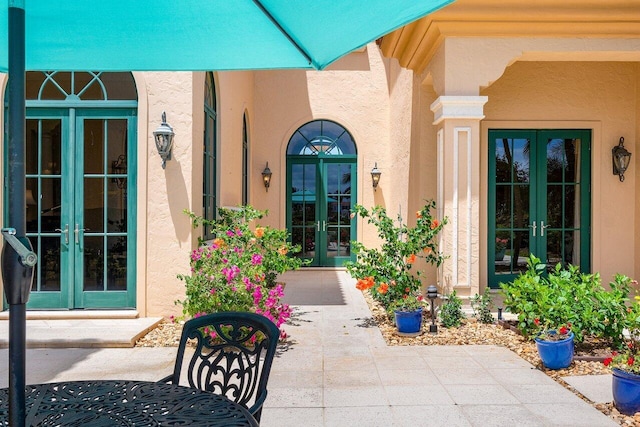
top-left (558, 326), bottom-right (568, 335)
top-left (629, 342), bottom-right (634, 349)
top-left (533, 318), bottom-right (540, 326)
top-left (628, 357), bottom-right (635, 366)
top-left (613, 351), bottom-right (618, 356)
top-left (603, 357), bottom-right (613, 366)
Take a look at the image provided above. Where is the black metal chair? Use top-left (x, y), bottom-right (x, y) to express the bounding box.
top-left (159, 312), bottom-right (280, 423)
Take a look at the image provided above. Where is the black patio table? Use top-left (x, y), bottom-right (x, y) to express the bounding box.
top-left (0, 380), bottom-right (259, 426)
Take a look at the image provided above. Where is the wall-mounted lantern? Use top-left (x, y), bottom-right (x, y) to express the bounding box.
top-left (371, 162), bottom-right (381, 190)
top-left (153, 112), bottom-right (174, 169)
top-left (262, 162), bottom-right (272, 191)
top-left (612, 137), bottom-right (632, 182)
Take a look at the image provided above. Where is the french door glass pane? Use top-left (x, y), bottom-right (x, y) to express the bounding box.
top-left (494, 137), bottom-right (530, 276)
top-left (26, 119), bottom-right (63, 294)
top-left (83, 119), bottom-right (128, 293)
top-left (291, 164), bottom-right (316, 258)
top-left (326, 163), bottom-right (351, 258)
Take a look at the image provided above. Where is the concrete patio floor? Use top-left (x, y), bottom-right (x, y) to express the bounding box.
top-left (0, 269), bottom-right (618, 426)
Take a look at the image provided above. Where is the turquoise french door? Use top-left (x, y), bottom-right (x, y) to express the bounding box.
top-left (488, 129), bottom-right (591, 288)
top-left (23, 109), bottom-right (136, 308)
top-left (287, 156), bottom-right (356, 267)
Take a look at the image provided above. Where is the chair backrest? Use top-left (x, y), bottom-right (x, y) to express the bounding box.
top-left (169, 312), bottom-right (280, 420)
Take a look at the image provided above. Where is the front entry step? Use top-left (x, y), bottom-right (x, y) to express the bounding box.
top-left (0, 316), bottom-right (162, 348)
top-left (0, 310), bottom-right (139, 320)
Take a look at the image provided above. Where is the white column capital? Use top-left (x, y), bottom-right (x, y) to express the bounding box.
top-left (430, 96), bottom-right (488, 125)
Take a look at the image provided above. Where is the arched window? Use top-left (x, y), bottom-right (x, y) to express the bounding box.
top-left (203, 72), bottom-right (217, 239)
top-left (242, 113), bottom-right (249, 206)
top-left (286, 120), bottom-right (356, 156)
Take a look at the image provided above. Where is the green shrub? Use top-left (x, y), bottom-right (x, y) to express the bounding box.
top-left (471, 288), bottom-right (495, 324)
top-left (346, 201), bottom-right (446, 315)
top-left (500, 254), bottom-right (632, 344)
top-left (440, 290), bottom-right (464, 328)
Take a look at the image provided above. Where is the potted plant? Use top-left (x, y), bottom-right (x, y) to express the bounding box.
top-left (533, 318), bottom-right (574, 370)
top-left (605, 297), bottom-right (640, 415)
top-left (347, 201), bottom-right (446, 334)
top-left (389, 293), bottom-right (426, 335)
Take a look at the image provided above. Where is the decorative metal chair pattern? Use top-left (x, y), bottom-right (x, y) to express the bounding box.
top-left (160, 312), bottom-right (280, 423)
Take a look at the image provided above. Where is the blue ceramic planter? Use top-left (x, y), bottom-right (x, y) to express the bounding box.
top-left (394, 308), bottom-right (423, 334)
top-left (612, 368), bottom-right (640, 415)
top-left (534, 331), bottom-right (574, 370)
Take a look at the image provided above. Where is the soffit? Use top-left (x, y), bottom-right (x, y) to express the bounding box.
top-left (380, 0), bottom-right (640, 73)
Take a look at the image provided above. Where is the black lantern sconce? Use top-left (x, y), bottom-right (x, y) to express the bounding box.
top-left (371, 162), bottom-right (381, 191)
top-left (427, 285), bottom-right (438, 334)
top-left (612, 137), bottom-right (632, 182)
top-left (262, 162), bottom-right (272, 192)
top-left (153, 112), bottom-right (175, 169)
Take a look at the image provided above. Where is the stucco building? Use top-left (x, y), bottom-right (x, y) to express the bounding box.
top-left (1, 0), bottom-right (639, 317)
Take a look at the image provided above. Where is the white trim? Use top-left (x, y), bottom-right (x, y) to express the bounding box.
top-left (452, 129), bottom-right (459, 286)
top-left (430, 96), bottom-right (488, 125)
top-left (465, 126), bottom-right (473, 289)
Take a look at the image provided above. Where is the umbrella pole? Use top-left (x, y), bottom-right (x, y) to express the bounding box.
top-left (5, 3), bottom-right (28, 427)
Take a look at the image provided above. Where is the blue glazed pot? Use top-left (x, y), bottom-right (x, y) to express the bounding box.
top-left (394, 308), bottom-right (423, 334)
top-left (612, 368), bottom-right (640, 415)
top-left (534, 331), bottom-right (574, 370)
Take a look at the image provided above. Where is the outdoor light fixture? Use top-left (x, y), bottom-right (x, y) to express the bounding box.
top-left (153, 111), bottom-right (174, 169)
top-left (371, 162), bottom-right (381, 190)
top-left (612, 137), bottom-right (632, 182)
top-left (262, 162), bottom-right (272, 191)
top-left (427, 285), bottom-right (438, 334)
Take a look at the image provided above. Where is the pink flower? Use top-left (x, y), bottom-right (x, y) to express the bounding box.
top-left (251, 253), bottom-right (263, 265)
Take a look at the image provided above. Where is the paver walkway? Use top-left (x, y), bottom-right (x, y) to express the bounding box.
top-left (260, 269), bottom-right (616, 426)
top-left (0, 269), bottom-right (618, 426)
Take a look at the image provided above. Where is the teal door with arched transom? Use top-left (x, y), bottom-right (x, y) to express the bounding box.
top-left (286, 120), bottom-right (357, 267)
top-left (4, 71), bottom-right (138, 309)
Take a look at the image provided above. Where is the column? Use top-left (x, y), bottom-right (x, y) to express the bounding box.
top-left (431, 96), bottom-right (488, 298)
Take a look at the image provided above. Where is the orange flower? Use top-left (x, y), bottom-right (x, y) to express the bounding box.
top-left (277, 246), bottom-right (288, 255)
top-left (423, 247), bottom-right (432, 255)
top-left (416, 211), bottom-right (422, 219)
top-left (356, 276), bottom-right (375, 291)
top-left (407, 254), bottom-right (416, 264)
top-left (213, 238), bottom-right (225, 247)
top-left (377, 282), bottom-right (389, 294)
top-left (255, 227), bottom-right (265, 238)
top-left (430, 219), bottom-right (440, 230)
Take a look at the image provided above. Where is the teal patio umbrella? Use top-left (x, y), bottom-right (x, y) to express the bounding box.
top-left (1, 0), bottom-right (454, 424)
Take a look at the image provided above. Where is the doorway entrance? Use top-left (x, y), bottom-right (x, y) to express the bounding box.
top-left (286, 120), bottom-right (357, 267)
top-left (487, 129), bottom-right (591, 288)
top-left (8, 71), bottom-right (138, 308)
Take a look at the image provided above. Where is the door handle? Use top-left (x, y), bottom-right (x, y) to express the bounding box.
top-left (540, 221), bottom-right (550, 237)
top-left (528, 221), bottom-right (537, 237)
top-left (74, 224), bottom-right (87, 244)
top-left (55, 224), bottom-right (69, 245)
top-left (322, 221), bottom-right (326, 231)
top-left (317, 221), bottom-right (320, 232)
